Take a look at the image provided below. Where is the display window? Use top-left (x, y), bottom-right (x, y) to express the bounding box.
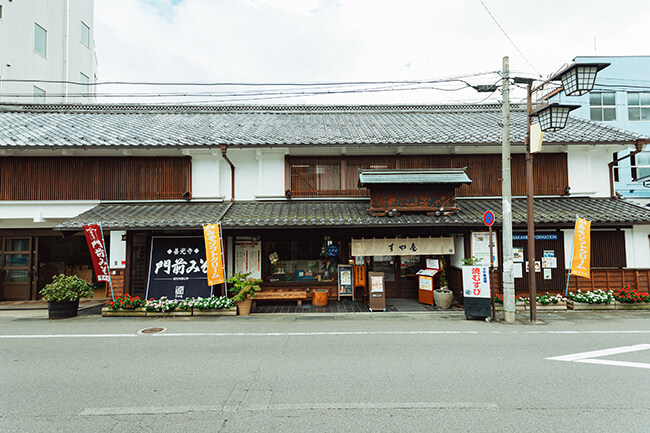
top-left (264, 240), bottom-right (341, 283)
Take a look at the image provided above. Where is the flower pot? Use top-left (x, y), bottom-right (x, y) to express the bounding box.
top-left (433, 289), bottom-right (453, 310)
top-left (237, 298), bottom-right (253, 316)
top-left (48, 299), bottom-right (79, 319)
top-left (193, 307), bottom-right (237, 316)
top-left (101, 307), bottom-right (147, 317)
top-left (146, 309), bottom-right (192, 317)
top-left (615, 302), bottom-right (650, 310)
top-left (312, 289), bottom-right (329, 307)
top-left (566, 300), bottom-right (615, 310)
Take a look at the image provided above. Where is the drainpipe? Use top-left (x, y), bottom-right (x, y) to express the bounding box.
top-left (609, 140), bottom-right (647, 198)
top-left (220, 144), bottom-right (235, 202)
top-left (63, 0), bottom-right (70, 102)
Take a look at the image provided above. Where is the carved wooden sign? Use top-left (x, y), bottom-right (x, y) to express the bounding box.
top-left (368, 186), bottom-right (457, 216)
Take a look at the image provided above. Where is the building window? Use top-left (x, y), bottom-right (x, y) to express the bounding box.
top-left (589, 92), bottom-right (616, 121)
top-left (34, 23), bottom-right (47, 57)
top-left (632, 152), bottom-right (650, 181)
top-left (33, 86), bottom-right (46, 103)
top-left (627, 92), bottom-right (650, 121)
top-left (79, 72), bottom-right (90, 97)
top-left (263, 240), bottom-right (341, 284)
top-left (81, 21), bottom-right (90, 48)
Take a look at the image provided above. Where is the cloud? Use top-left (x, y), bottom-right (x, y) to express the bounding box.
top-left (94, 0), bottom-right (650, 104)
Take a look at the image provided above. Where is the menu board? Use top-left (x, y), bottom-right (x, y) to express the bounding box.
top-left (145, 236), bottom-right (213, 300)
top-left (338, 264), bottom-right (354, 299)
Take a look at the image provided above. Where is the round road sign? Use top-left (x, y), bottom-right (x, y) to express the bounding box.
top-left (483, 210), bottom-right (495, 226)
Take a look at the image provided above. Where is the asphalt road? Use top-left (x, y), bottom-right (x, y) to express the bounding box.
top-left (1, 311), bottom-right (649, 432)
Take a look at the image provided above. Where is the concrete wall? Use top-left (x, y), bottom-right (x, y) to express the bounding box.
top-left (0, 0), bottom-right (96, 103)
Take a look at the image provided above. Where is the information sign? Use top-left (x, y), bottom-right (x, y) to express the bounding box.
top-left (145, 236), bottom-right (212, 300)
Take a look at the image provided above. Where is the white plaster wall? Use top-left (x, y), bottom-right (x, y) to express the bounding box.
top-left (561, 229), bottom-right (574, 268)
top-left (450, 235), bottom-right (465, 268)
top-left (566, 147), bottom-right (620, 197)
top-left (624, 226), bottom-right (650, 268)
top-left (191, 152), bottom-right (223, 199)
top-left (256, 149), bottom-right (288, 198)
top-left (109, 230), bottom-right (126, 269)
top-left (0, 201), bottom-right (97, 228)
top-left (222, 149), bottom-right (258, 201)
top-left (0, 0), bottom-right (96, 102)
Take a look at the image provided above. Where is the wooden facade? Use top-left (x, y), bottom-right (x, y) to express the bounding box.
top-left (0, 157), bottom-right (191, 201)
top-left (287, 153), bottom-right (569, 198)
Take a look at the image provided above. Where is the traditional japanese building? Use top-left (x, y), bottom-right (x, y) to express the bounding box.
top-left (1, 103), bottom-right (649, 303)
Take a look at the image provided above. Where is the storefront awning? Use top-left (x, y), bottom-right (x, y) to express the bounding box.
top-left (55, 196), bottom-right (650, 231)
top-left (352, 237), bottom-right (455, 256)
top-left (358, 168), bottom-right (472, 186)
top-left (55, 202), bottom-right (231, 231)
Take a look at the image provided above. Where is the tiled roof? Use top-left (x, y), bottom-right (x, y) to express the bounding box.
top-left (358, 169), bottom-right (472, 185)
top-left (0, 103), bottom-right (645, 148)
top-left (55, 197), bottom-right (650, 230)
top-left (55, 202), bottom-right (231, 230)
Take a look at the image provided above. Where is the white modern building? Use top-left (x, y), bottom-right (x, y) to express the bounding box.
top-left (0, 0), bottom-right (97, 103)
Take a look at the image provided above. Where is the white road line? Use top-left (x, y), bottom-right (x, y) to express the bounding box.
top-left (80, 401), bottom-right (499, 416)
top-left (1, 330), bottom-right (650, 339)
top-left (547, 344), bottom-right (650, 370)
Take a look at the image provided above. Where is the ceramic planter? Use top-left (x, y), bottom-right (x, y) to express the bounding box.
top-left (433, 289), bottom-right (453, 309)
top-left (237, 298), bottom-right (253, 316)
top-left (48, 299), bottom-right (79, 319)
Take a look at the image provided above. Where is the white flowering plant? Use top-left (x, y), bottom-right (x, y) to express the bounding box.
top-left (567, 289), bottom-right (614, 305)
top-left (536, 292), bottom-right (566, 305)
top-left (193, 296), bottom-right (235, 310)
top-left (145, 296), bottom-right (180, 312)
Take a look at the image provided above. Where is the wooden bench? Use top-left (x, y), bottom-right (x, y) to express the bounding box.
top-left (252, 290), bottom-right (308, 308)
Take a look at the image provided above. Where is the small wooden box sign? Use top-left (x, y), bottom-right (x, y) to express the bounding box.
top-left (369, 186), bottom-right (456, 215)
top-left (358, 168), bottom-right (471, 216)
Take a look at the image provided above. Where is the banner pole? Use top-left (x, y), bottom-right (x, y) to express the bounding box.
top-left (565, 215), bottom-right (579, 297)
top-left (565, 242), bottom-right (574, 297)
top-left (98, 224), bottom-right (115, 301)
top-left (219, 222), bottom-right (227, 298)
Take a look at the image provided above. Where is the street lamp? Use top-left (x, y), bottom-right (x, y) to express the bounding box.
top-left (550, 62), bottom-right (610, 97)
top-left (521, 62), bottom-right (609, 322)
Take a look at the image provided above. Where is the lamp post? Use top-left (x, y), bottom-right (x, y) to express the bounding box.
top-left (518, 62), bottom-right (609, 322)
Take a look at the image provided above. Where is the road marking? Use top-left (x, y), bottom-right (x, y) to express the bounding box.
top-left (547, 344), bottom-right (650, 370)
top-left (80, 401), bottom-right (499, 416)
top-left (1, 330), bottom-right (650, 339)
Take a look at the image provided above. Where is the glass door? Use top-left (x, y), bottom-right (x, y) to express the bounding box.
top-left (0, 238), bottom-right (36, 300)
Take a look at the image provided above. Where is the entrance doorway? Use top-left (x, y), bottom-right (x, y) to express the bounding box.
top-left (0, 237), bottom-right (38, 300)
top-left (369, 255), bottom-right (424, 298)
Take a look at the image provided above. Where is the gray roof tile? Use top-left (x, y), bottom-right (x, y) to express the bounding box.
top-left (1, 103), bottom-right (645, 148)
top-left (55, 197), bottom-right (650, 230)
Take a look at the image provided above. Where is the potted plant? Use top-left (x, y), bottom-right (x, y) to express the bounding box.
top-left (433, 258), bottom-right (453, 309)
top-left (226, 272), bottom-right (262, 316)
top-left (39, 274), bottom-right (95, 319)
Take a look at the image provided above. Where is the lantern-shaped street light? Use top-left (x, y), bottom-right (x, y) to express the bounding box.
top-left (520, 61), bottom-right (609, 322)
top-left (530, 103), bottom-right (580, 132)
top-left (550, 62), bottom-right (610, 96)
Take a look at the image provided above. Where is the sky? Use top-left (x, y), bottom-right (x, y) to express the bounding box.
top-left (93, 0), bottom-right (650, 105)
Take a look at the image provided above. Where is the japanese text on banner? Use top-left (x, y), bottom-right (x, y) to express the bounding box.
top-left (82, 224), bottom-right (110, 282)
top-left (203, 223), bottom-right (225, 286)
top-left (571, 217), bottom-right (591, 279)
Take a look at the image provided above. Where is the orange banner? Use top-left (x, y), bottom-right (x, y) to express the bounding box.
top-left (203, 223), bottom-right (225, 286)
top-left (571, 217), bottom-right (591, 279)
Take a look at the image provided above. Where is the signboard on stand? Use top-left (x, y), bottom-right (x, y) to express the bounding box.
top-left (368, 272), bottom-right (386, 312)
top-left (145, 237), bottom-right (212, 300)
top-left (337, 264), bottom-right (354, 300)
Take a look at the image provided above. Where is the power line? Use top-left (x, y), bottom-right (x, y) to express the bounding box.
top-left (478, 0), bottom-right (540, 76)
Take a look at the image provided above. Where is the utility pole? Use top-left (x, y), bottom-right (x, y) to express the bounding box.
top-left (501, 56), bottom-right (515, 323)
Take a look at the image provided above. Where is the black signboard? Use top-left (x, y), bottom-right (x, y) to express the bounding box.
top-left (145, 236), bottom-right (213, 300)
